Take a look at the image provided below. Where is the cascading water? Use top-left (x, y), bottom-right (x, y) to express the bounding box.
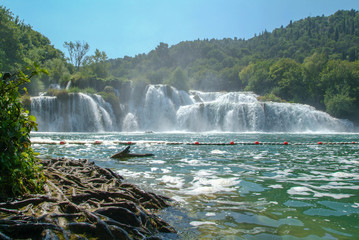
top-left (31, 93), bottom-right (116, 132)
top-left (30, 85), bottom-right (353, 132)
top-left (122, 85), bottom-right (193, 131)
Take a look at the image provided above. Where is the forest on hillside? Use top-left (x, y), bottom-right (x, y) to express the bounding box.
top-left (1, 6), bottom-right (359, 122)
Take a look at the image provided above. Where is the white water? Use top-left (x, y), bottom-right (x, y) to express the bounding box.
top-left (30, 84), bottom-right (353, 132)
top-left (31, 93), bottom-right (116, 132)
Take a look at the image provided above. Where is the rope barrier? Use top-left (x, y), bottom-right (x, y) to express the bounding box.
top-left (31, 140), bottom-right (357, 146)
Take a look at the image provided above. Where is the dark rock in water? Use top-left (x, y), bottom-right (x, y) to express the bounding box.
top-left (0, 157), bottom-right (176, 239)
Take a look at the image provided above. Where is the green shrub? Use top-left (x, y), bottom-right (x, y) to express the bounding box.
top-left (324, 89), bottom-right (356, 118)
top-left (99, 91), bottom-right (120, 108)
top-left (257, 93), bottom-right (285, 102)
top-left (21, 94), bottom-right (32, 111)
top-left (55, 89), bottom-right (70, 100)
top-left (104, 85), bottom-right (114, 93)
top-left (68, 87), bottom-right (81, 93)
top-left (0, 68), bottom-right (45, 198)
top-left (46, 88), bottom-right (70, 100)
top-left (99, 87), bottom-right (121, 118)
top-left (83, 87), bottom-right (96, 94)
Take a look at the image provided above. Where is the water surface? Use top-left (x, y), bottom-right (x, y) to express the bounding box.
top-left (31, 132), bottom-right (359, 239)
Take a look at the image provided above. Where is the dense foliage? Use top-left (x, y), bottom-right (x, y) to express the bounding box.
top-left (0, 67), bottom-right (45, 198)
top-left (0, 7), bottom-right (65, 71)
top-left (1, 6), bottom-right (359, 121)
top-left (107, 9), bottom-right (359, 121)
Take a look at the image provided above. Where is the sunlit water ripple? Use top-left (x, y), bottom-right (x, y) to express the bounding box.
top-left (31, 132), bottom-right (359, 239)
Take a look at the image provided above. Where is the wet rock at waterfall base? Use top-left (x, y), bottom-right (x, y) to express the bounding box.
top-left (0, 158), bottom-right (176, 239)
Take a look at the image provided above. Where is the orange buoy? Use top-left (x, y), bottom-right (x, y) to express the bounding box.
top-left (255, 141), bottom-right (260, 145)
top-left (352, 142), bottom-right (356, 144)
top-left (283, 141), bottom-right (288, 145)
top-left (94, 140), bottom-right (102, 144)
top-left (318, 142), bottom-right (323, 145)
top-left (194, 141), bottom-right (200, 145)
top-left (59, 141), bottom-right (66, 145)
top-left (127, 141), bottom-right (132, 145)
top-left (230, 141), bottom-right (235, 145)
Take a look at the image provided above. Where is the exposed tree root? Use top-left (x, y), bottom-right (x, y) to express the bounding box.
top-left (0, 157), bottom-right (176, 239)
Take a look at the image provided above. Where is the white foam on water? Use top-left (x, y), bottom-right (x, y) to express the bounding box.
top-left (288, 184), bottom-right (355, 200)
top-left (315, 182), bottom-right (359, 190)
top-left (332, 172), bottom-right (358, 179)
top-left (185, 176), bottom-right (240, 195)
top-left (210, 149), bottom-right (227, 154)
top-left (116, 169), bottom-right (142, 178)
top-left (161, 168), bottom-right (172, 173)
top-left (196, 169), bottom-right (216, 176)
top-left (339, 159), bottom-right (359, 165)
top-left (179, 158), bottom-right (202, 165)
top-left (313, 192), bottom-right (353, 199)
top-left (171, 195), bottom-right (186, 203)
top-left (288, 186), bottom-right (313, 196)
top-left (190, 221), bottom-right (217, 227)
top-left (116, 169), bottom-right (154, 179)
top-left (148, 160), bottom-right (166, 164)
top-left (205, 212), bottom-right (216, 216)
top-left (269, 184), bottom-right (283, 189)
top-left (159, 175), bottom-right (185, 189)
top-left (272, 169), bottom-right (293, 179)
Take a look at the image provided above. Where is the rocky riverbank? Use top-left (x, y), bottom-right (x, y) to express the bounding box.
top-left (0, 158), bottom-right (176, 239)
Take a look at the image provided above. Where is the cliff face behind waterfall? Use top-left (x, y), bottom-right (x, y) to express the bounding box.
top-left (30, 85), bottom-right (353, 132)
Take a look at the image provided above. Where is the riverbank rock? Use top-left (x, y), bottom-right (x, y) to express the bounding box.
top-left (0, 158), bottom-right (176, 239)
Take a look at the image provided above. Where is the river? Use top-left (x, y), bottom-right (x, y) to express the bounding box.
top-left (31, 132), bottom-right (359, 239)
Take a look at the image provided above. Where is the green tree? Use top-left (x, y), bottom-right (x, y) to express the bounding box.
top-left (302, 52), bottom-right (328, 106)
top-left (23, 77), bottom-right (45, 95)
top-left (0, 66), bottom-right (46, 198)
top-left (239, 60), bottom-right (273, 94)
top-left (64, 41), bottom-right (90, 71)
top-left (44, 58), bottom-right (71, 85)
top-left (0, 7), bottom-right (24, 70)
top-left (166, 67), bottom-right (189, 91)
top-left (324, 87), bottom-right (356, 118)
top-left (269, 58), bottom-right (304, 101)
top-left (320, 60), bottom-right (358, 95)
top-left (320, 60), bottom-right (359, 117)
top-left (154, 42), bottom-right (171, 68)
top-left (147, 68), bottom-right (171, 84)
top-left (84, 49), bottom-right (109, 78)
top-left (0, 6), bottom-right (65, 74)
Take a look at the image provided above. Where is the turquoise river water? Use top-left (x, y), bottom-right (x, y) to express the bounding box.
top-left (31, 132), bottom-right (359, 240)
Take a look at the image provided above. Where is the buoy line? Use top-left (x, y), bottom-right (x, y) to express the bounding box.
top-left (31, 140), bottom-right (357, 146)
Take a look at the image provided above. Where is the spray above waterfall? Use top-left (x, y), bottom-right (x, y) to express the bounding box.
top-left (30, 84), bottom-right (354, 132)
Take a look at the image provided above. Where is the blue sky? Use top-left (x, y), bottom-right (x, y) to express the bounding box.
top-left (2, 0), bottom-right (359, 59)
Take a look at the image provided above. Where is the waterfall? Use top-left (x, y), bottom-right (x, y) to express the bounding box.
top-left (30, 85), bottom-right (354, 132)
top-left (31, 93), bottom-right (116, 132)
top-left (65, 80), bottom-right (72, 90)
